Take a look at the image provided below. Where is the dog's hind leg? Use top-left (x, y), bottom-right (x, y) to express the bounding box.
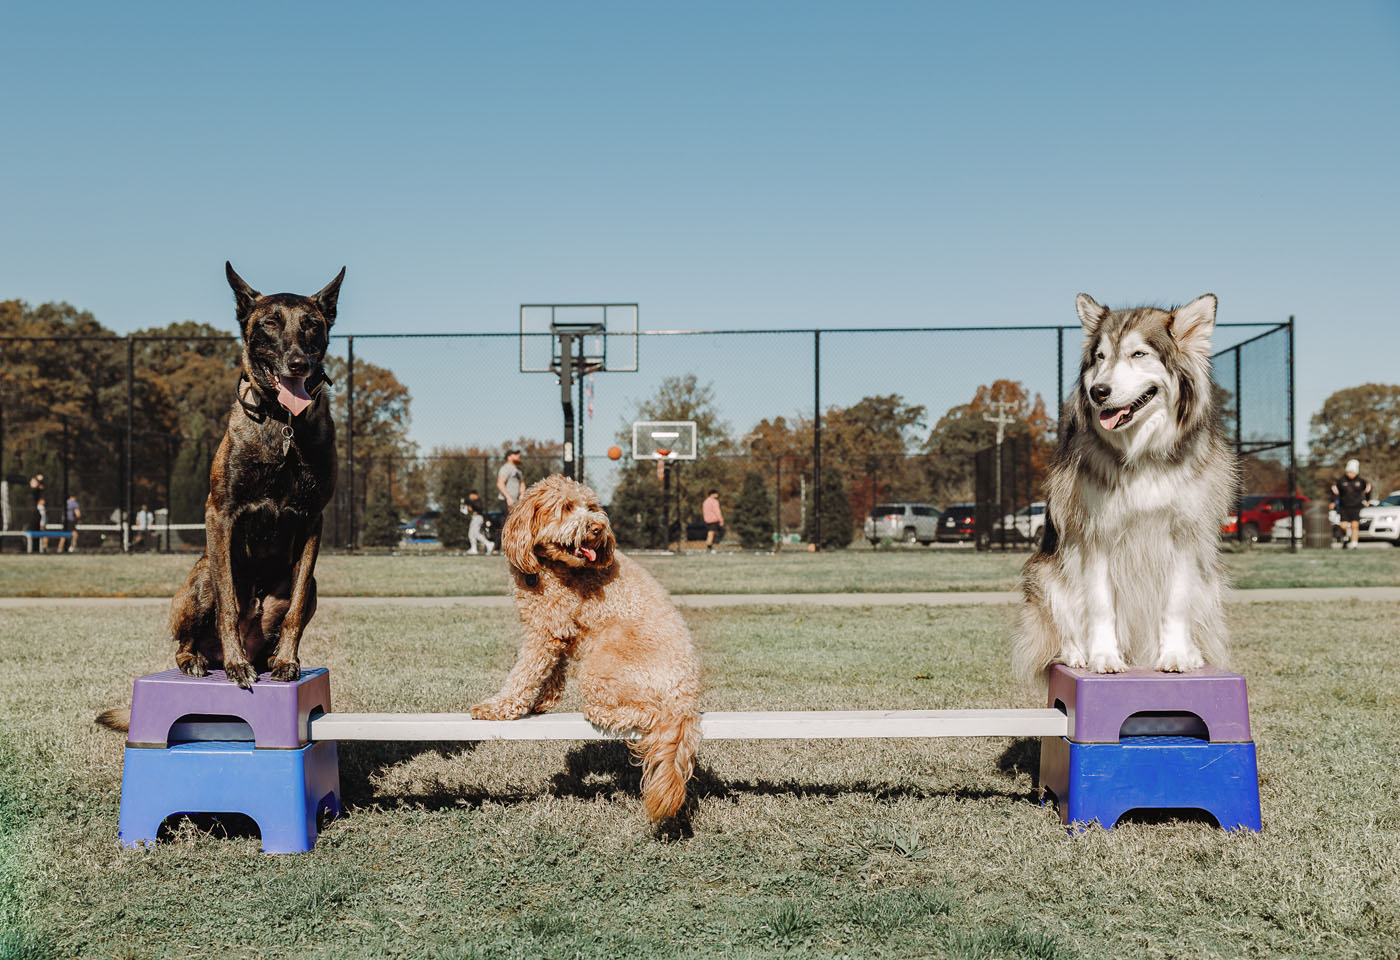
top-left (171, 556), bottom-right (216, 677)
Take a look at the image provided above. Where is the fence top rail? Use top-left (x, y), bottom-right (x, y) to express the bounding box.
top-left (1213, 320), bottom-right (1292, 354)
top-left (0, 321), bottom-right (1288, 343)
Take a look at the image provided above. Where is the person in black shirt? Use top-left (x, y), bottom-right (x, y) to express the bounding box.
top-left (1330, 459), bottom-right (1372, 550)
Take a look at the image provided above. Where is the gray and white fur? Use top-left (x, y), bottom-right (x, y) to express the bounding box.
top-left (1015, 293), bottom-right (1234, 680)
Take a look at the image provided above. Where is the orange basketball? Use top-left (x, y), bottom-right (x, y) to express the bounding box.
top-left (607, 445), bottom-right (623, 460)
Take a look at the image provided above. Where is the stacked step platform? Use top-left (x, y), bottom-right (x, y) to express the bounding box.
top-left (117, 668), bottom-right (340, 854)
top-left (1039, 664), bottom-right (1262, 831)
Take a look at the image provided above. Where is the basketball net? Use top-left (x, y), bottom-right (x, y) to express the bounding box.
top-left (655, 449), bottom-right (670, 483)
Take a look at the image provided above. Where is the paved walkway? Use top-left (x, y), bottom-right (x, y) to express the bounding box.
top-left (2, 586), bottom-right (1397, 609)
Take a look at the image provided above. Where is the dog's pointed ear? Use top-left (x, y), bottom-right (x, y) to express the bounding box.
top-left (313, 267), bottom-right (346, 326)
top-left (1075, 293), bottom-right (1108, 334)
top-left (502, 490), bottom-right (541, 575)
top-left (1167, 294), bottom-right (1217, 354)
top-left (226, 262), bottom-right (261, 320)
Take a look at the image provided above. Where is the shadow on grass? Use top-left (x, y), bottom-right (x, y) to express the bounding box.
top-left (337, 739), bottom-right (1041, 819)
top-left (996, 736), bottom-right (1041, 785)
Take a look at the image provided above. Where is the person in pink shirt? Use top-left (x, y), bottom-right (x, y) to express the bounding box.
top-left (702, 489), bottom-right (724, 552)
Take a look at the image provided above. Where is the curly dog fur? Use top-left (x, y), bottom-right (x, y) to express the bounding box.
top-left (470, 475), bottom-right (702, 823)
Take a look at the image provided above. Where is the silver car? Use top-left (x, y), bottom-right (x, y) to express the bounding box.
top-left (865, 502), bottom-right (941, 545)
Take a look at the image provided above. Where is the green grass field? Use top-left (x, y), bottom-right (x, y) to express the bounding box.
top-left (2, 598), bottom-right (1397, 958)
top-left (0, 545), bottom-right (1396, 598)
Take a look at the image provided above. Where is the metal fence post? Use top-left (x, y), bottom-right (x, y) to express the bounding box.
top-left (1287, 316), bottom-right (1297, 553)
top-left (347, 335), bottom-right (356, 550)
top-left (774, 454), bottom-right (782, 547)
top-left (1056, 327), bottom-right (1065, 426)
top-left (813, 330), bottom-right (822, 550)
top-left (125, 336), bottom-right (134, 553)
top-left (1234, 346), bottom-right (1244, 545)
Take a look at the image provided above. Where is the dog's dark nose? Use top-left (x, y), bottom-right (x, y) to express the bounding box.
top-left (286, 355), bottom-right (310, 376)
top-left (1089, 383), bottom-right (1112, 404)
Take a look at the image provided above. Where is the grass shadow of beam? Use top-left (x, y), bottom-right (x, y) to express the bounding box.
top-left (338, 740), bottom-right (1041, 813)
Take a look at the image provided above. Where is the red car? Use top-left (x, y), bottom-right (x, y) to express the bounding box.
top-left (1222, 495), bottom-right (1308, 544)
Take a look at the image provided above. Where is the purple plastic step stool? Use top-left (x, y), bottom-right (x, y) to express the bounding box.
top-left (125, 667), bottom-right (331, 749)
top-left (1046, 664), bottom-right (1252, 743)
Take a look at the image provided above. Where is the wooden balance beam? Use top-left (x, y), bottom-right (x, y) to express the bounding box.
top-left (304, 708), bottom-right (1069, 742)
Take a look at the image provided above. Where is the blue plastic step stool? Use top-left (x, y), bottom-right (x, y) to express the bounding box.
top-left (115, 667), bottom-right (342, 853)
top-left (1041, 735), bottom-right (1261, 831)
top-left (118, 738), bottom-right (340, 854)
top-left (1038, 665), bottom-right (1262, 832)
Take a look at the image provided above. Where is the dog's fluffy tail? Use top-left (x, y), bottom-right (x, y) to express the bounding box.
top-left (632, 708), bottom-right (701, 823)
top-left (1014, 556), bottom-right (1063, 685)
top-left (95, 708), bottom-right (131, 733)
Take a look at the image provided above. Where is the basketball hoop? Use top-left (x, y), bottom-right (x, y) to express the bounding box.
top-left (654, 449), bottom-right (671, 483)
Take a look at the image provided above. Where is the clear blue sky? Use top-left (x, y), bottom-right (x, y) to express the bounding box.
top-left (3, 0), bottom-right (1396, 462)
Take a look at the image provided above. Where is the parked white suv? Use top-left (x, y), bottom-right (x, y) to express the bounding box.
top-left (996, 501), bottom-right (1047, 543)
top-left (865, 502), bottom-right (941, 545)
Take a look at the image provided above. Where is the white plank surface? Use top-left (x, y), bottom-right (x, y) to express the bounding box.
top-left (306, 708), bottom-right (1068, 742)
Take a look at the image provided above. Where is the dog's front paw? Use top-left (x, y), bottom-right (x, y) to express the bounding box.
top-left (1059, 646), bottom-right (1089, 669)
top-left (1154, 649), bottom-right (1205, 673)
top-left (470, 699), bottom-right (526, 721)
top-left (1087, 651), bottom-right (1127, 673)
top-left (268, 659), bottom-right (301, 682)
top-left (176, 651), bottom-right (208, 677)
top-left (224, 661), bottom-right (258, 688)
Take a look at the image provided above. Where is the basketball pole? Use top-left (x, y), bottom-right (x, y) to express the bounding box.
top-left (558, 332), bottom-right (577, 480)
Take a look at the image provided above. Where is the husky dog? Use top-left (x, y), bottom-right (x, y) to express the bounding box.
top-left (1015, 293), bottom-right (1234, 679)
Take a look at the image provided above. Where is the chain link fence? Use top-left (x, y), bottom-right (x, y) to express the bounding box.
top-left (0, 321), bottom-right (1292, 553)
top-left (1210, 322), bottom-right (1297, 547)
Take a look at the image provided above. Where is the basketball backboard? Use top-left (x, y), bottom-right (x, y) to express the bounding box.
top-left (520, 304), bottom-right (639, 373)
top-left (632, 421), bottom-right (698, 460)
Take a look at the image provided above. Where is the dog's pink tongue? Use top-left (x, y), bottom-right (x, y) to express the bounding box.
top-left (276, 376), bottom-right (313, 416)
top-left (578, 546), bottom-right (597, 562)
top-left (1100, 406), bottom-right (1131, 430)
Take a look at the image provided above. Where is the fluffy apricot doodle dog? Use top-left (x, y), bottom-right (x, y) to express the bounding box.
top-left (471, 475), bottom-right (702, 822)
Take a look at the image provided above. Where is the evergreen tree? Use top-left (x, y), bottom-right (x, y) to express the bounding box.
top-left (803, 469), bottom-right (854, 549)
top-left (436, 456), bottom-right (475, 548)
top-left (609, 464), bottom-right (670, 549)
top-left (361, 495), bottom-right (402, 547)
top-left (733, 471), bottom-right (775, 550)
top-left (170, 440), bottom-right (213, 524)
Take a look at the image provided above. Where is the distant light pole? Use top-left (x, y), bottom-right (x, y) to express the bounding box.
top-left (983, 401), bottom-right (1017, 533)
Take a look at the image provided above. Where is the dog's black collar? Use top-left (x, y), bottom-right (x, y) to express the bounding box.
top-left (236, 371), bottom-right (331, 425)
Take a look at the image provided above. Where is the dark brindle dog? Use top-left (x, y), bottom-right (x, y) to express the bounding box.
top-left (163, 262), bottom-right (345, 688)
top-left (97, 263), bottom-right (342, 727)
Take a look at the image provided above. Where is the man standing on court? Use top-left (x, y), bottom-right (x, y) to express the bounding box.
top-left (61, 492), bottom-right (81, 553)
top-left (1331, 459), bottom-right (1371, 550)
top-left (703, 489), bottom-right (724, 553)
top-left (497, 449), bottom-right (524, 514)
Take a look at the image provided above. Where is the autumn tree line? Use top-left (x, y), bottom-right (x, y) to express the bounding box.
top-left (4, 298), bottom-right (1390, 549)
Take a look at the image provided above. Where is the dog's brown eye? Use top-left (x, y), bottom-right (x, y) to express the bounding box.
top-left (1095, 351), bottom-right (1105, 361)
